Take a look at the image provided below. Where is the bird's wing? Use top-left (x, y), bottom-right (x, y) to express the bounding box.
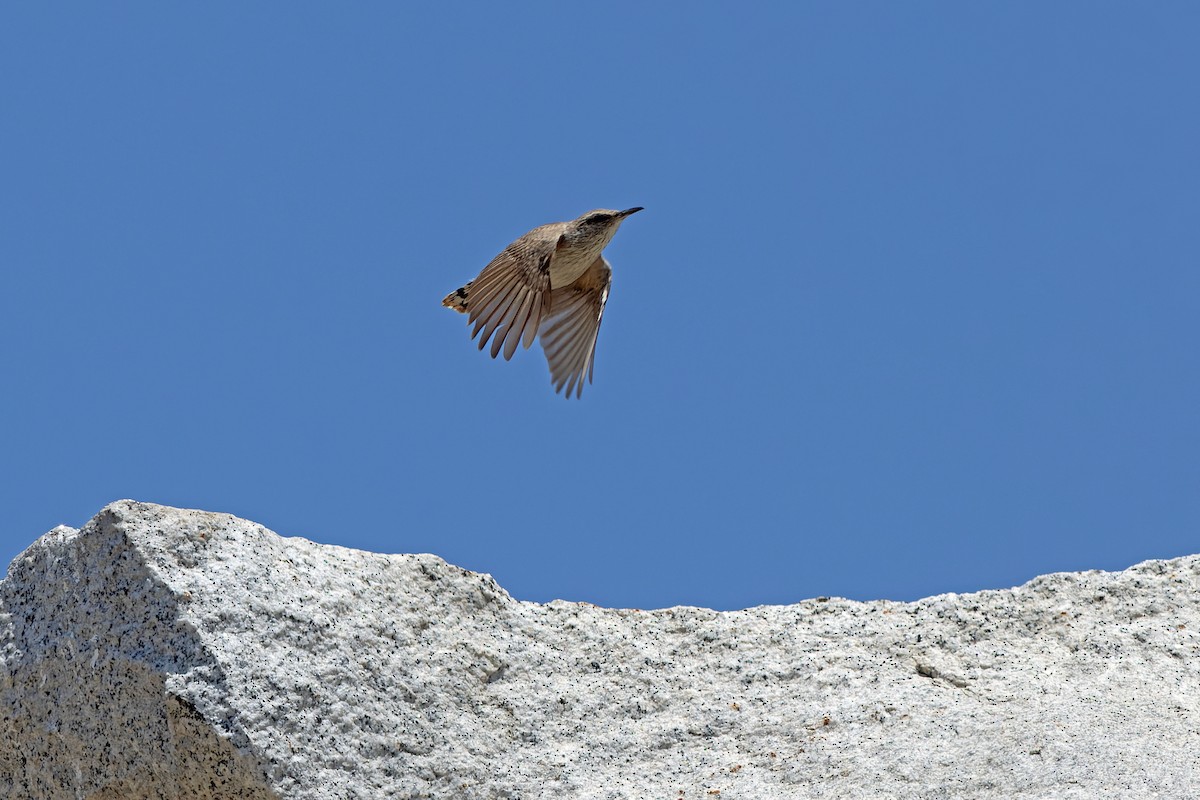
top-left (468, 231), bottom-right (560, 361)
top-left (539, 255), bottom-right (612, 399)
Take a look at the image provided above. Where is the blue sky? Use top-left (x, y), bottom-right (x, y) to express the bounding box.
top-left (2, 3), bottom-right (1197, 610)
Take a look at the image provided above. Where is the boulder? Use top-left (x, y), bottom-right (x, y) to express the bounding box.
top-left (2, 501), bottom-right (1197, 798)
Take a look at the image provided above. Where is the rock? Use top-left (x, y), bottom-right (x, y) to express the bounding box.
top-left (2, 501), bottom-right (1198, 799)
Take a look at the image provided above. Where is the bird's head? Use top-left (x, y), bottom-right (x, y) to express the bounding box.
top-left (575, 207), bottom-right (643, 231)
top-left (568, 207), bottom-right (643, 249)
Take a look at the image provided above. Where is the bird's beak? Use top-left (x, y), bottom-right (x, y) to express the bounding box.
top-left (619, 207), bottom-right (644, 218)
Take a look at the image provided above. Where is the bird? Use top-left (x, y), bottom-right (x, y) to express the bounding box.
top-left (442, 207), bottom-right (643, 398)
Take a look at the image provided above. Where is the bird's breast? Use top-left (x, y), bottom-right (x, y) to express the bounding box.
top-left (549, 242), bottom-right (604, 287)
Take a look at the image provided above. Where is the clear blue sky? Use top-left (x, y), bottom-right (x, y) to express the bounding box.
top-left (3, 4), bottom-right (1197, 610)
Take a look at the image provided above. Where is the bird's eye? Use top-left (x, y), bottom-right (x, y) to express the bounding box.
top-left (586, 213), bottom-right (608, 224)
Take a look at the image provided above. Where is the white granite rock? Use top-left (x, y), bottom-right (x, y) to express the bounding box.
top-left (1, 501), bottom-right (1198, 799)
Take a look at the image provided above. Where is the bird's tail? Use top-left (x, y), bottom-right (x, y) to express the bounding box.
top-left (442, 282), bottom-right (471, 313)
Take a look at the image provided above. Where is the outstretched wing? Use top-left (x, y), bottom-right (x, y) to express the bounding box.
top-left (467, 231), bottom-right (561, 361)
top-left (539, 255), bottom-right (612, 399)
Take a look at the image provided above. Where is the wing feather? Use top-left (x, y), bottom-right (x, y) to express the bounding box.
top-left (464, 232), bottom-right (558, 359)
top-left (538, 255), bottom-right (612, 399)
top-left (472, 279), bottom-right (522, 340)
top-left (502, 289), bottom-right (537, 360)
top-left (521, 291), bottom-right (543, 349)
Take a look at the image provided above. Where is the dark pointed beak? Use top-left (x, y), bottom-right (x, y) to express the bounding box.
top-left (619, 207), bottom-right (644, 217)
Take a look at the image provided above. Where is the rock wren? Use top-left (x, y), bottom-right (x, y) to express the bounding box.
top-left (442, 207), bottom-right (643, 398)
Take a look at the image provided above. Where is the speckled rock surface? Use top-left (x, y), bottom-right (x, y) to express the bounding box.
top-left (1, 501), bottom-right (1198, 799)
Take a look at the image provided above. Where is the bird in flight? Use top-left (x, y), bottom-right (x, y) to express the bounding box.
top-left (442, 207), bottom-right (643, 398)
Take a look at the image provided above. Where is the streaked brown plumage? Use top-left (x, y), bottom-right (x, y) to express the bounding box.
top-left (442, 207), bottom-right (642, 398)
